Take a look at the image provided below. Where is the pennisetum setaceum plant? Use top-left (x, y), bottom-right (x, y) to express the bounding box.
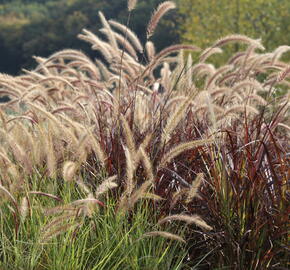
top-left (0, 0), bottom-right (289, 269)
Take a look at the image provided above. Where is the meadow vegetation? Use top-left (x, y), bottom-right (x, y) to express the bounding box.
top-left (0, 0), bottom-right (289, 269)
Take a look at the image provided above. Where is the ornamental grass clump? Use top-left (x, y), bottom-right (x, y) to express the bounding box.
top-left (0, 0), bottom-right (289, 268)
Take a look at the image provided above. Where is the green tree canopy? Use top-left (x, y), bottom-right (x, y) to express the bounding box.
top-left (0, 0), bottom-right (179, 74)
top-left (178, 0), bottom-right (290, 62)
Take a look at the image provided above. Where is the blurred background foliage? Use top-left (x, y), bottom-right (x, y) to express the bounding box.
top-left (178, 0), bottom-right (290, 64)
top-left (0, 0), bottom-right (179, 74)
top-left (0, 0), bottom-right (289, 75)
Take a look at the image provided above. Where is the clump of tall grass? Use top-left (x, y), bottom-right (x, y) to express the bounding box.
top-left (0, 177), bottom-right (188, 269)
top-left (0, 0), bottom-right (289, 268)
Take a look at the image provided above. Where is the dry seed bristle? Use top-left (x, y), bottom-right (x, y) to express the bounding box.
top-left (46, 127), bottom-right (57, 178)
top-left (87, 131), bottom-right (106, 167)
top-left (62, 161), bottom-right (77, 182)
top-left (120, 114), bottom-right (136, 154)
top-left (206, 65), bottom-right (233, 89)
top-left (0, 184), bottom-right (19, 210)
top-left (212, 34), bottom-right (265, 51)
top-left (98, 12), bottom-right (118, 50)
top-left (41, 222), bottom-right (81, 242)
top-left (0, 129), bottom-right (33, 174)
top-left (141, 231), bottom-right (186, 243)
top-left (158, 214), bottom-right (213, 231)
top-left (100, 28), bottom-right (138, 59)
top-left (186, 173), bottom-right (204, 203)
top-left (95, 175), bottom-right (118, 198)
top-left (147, 1), bottom-right (176, 39)
top-left (29, 191), bottom-right (62, 202)
top-left (134, 133), bottom-right (152, 162)
top-left (200, 47), bottom-right (223, 63)
top-left (128, 0), bottom-right (137, 11)
top-left (271, 45), bottom-right (290, 64)
top-left (139, 147), bottom-right (154, 183)
top-left (159, 138), bottom-right (214, 168)
top-left (223, 105), bottom-right (259, 117)
top-left (145, 41), bottom-right (156, 61)
top-left (161, 95), bottom-right (193, 144)
top-left (41, 213), bottom-right (77, 234)
top-left (170, 189), bottom-right (188, 209)
top-left (124, 145), bottom-right (135, 195)
top-left (19, 196), bottom-right (29, 221)
top-left (129, 180), bottom-right (152, 208)
top-left (109, 20), bottom-right (143, 53)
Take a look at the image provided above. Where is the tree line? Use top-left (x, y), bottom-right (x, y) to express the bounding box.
top-left (0, 0), bottom-right (178, 74)
top-left (0, 0), bottom-right (289, 75)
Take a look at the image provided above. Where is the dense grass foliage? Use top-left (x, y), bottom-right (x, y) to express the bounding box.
top-left (0, 183), bottom-right (188, 269)
top-left (0, 1), bottom-right (289, 269)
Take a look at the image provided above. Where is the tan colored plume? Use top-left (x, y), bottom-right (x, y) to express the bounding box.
top-left (95, 175), bottom-right (118, 198)
top-left (62, 161), bottom-right (78, 182)
top-left (158, 214), bottom-right (213, 231)
top-left (140, 231), bottom-right (186, 243)
top-left (128, 0), bottom-right (137, 11)
top-left (147, 1), bottom-right (176, 39)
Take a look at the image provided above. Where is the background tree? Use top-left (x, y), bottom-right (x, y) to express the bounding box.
top-left (177, 0), bottom-right (290, 62)
top-left (0, 0), bottom-right (179, 75)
